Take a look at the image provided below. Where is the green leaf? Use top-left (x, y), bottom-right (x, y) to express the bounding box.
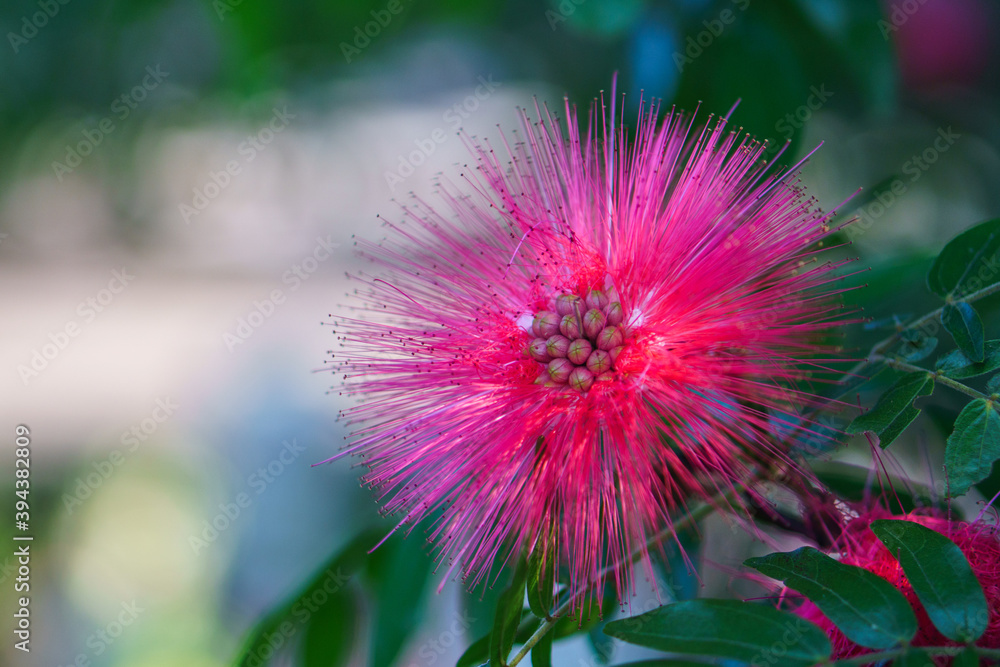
top-left (936, 340), bottom-right (1000, 379)
top-left (895, 648), bottom-right (934, 667)
top-left (602, 599), bottom-right (831, 666)
top-left (526, 538), bottom-right (555, 619)
top-left (455, 634), bottom-right (490, 667)
top-left (531, 627), bottom-right (553, 667)
top-left (899, 329), bottom-right (939, 363)
top-left (846, 372), bottom-right (934, 448)
top-left (456, 618), bottom-right (539, 667)
top-left (927, 218), bottom-right (1000, 298)
top-left (489, 554), bottom-right (529, 666)
top-left (365, 535), bottom-right (433, 667)
top-left (945, 398), bottom-right (1000, 497)
top-left (988, 374), bottom-right (1000, 395)
top-left (300, 588), bottom-right (358, 667)
top-left (942, 302), bottom-right (986, 363)
top-left (613, 662), bottom-right (731, 667)
top-left (744, 547), bottom-right (917, 649)
top-left (233, 528), bottom-right (379, 667)
top-left (871, 520), bottom-right (989, 642)
top-left (952, 647), bottom-right (981, 667)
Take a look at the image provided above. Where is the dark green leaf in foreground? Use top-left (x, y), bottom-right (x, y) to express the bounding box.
top-left (489, 555), bottom-right (529, 666)
top-left (603, 599), bottom-right (831, 666)
top-left (614, 662), bottom-right (730, 667)
top-left (745, 547), bottom-right (916, 649)
top-left (936, 340), bottom-right (1000, 379)
top-left (871, 520), bottom-right (988, 642)
top-left (952, 647), bottom-right (982, 667)
top-left (927, 217), bottom-right (1000, 298)
top-left (456, 617), bottom-right (539, 667)
top-left (846, 372), bottom-right (934, 448)
top-left (300, 587), bottom-right (358, 667)
top-left (234, 528), bottom-right (380, 667)
top-left (945, 398), bottom-right (1000, 497)
top-left (942, 302), bottom-right (986, 363)
top-left (365, 533), bottom-right (433, 667)
top-left (895, 648), bottom-right (935, 667)
top-left (531, 627), bottom-right (553, 667)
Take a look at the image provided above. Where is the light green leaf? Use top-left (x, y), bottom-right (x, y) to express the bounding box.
top-left (871, 520), bottom-right (989, 643)
top-left (945, 398), bottom-right (1000, 497)
top-left (846, 372), bottom-right (934, 448)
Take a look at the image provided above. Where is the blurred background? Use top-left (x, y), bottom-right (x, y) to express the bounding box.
top-left (2, 0), bottom-right (999, 665)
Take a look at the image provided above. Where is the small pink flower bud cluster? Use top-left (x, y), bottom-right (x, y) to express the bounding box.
top-left (527, 287), bottom-right (626, 392)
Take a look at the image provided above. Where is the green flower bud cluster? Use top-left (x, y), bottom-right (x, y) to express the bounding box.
top-left (528, 287), bottom-right (626, 392)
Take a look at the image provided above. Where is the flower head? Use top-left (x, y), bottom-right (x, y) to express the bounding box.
top-left (792, 508), bottom-right (1000, 661)
top-left (330, 87), bottom-right (850, 608)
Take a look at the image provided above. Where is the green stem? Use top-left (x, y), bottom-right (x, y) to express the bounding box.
top-left (849, 279), bottom-right (1000, 380)
top-left (506, 500), bottom-right (721, 667)
top-left (877, 356), bottom-right (988, 400)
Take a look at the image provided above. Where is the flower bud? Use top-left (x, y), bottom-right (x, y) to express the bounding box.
top-left (595, 371), bottom-right (615, 382)
top-left (585, 289), bottom-right (609, 311)
top-left (528, 338), bottom-right (551, 362)
top-left (546, 335), bottom-right (570, 358)
top-left (567, 338), bottom-right (593, 365)
top-left (583, 309), bottom-right (607, 340)
top-left (532, 311), bottom-right (560, 338)
top-left (555, 294), bottom-right (583, 316)
top-left (586, 349), bottom-right (611, 374)
top-left (568, 367), bottom-right (595, 392)
top-left (534, 373), bottom-right (556, 387)
top-left (609, 346), bottom-right (624, 365)
top-left (559, 314), bottom-right (582, 339)
top-left (605, 301), bottom-right (624, 326)
top-left (547, 358), bottom-right (573, 383)
top-left (596, 326), bottom-right (624, 351)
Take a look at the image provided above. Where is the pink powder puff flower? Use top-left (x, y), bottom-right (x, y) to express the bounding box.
top-left (327, 85), bottom-right (853, 610)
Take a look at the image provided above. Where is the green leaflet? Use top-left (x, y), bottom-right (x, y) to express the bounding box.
top-left (745, 547), bottom-right (916, 649)
top-left (871, 520), bottom-right (989, 643)
top-left (846, 372), bottom-right (934, 448)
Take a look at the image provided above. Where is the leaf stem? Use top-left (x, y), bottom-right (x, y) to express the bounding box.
top-left (849, 279), bottom-right (1000, 381)
top-left (874, 356), bottom-right (988, 400)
